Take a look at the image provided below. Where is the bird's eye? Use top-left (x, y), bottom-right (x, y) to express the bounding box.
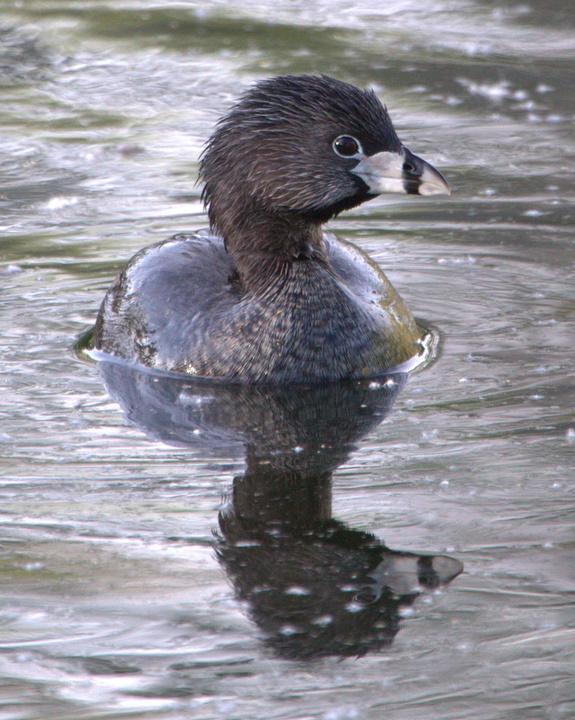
top-left (333, 135), bottom-right (362, 158)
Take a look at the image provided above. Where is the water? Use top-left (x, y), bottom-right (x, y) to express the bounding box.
top-left (1, 1), bottom-right (574, 718)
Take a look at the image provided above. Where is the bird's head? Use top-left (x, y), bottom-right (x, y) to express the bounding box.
top-left (200, 74), bottom-right (450, 236)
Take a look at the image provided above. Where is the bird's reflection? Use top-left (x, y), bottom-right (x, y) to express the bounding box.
top-left (99, 358), bottom-right (462, 659)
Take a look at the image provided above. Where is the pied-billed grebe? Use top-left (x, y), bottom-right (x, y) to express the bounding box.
top-left (94, 74), bottom-right (450, 383)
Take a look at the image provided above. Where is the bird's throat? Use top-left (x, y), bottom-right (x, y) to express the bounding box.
top-left (222, 215), bottom-right (328, 294)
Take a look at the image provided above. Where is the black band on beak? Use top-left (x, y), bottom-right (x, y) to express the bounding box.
top-left (402, 148), bottom-right (451, 196)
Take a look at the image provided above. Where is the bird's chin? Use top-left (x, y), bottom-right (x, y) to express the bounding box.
top-left (306, 192), bottom-right (373, 222)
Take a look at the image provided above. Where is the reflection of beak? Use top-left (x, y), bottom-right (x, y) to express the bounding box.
top-left (351, 146), bottom-right (451, 197)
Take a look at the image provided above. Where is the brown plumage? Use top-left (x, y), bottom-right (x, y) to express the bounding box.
top-left (94, 74), bottom-right (450, 383)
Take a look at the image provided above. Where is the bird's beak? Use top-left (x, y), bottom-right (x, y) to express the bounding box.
top-left (351, 146), bottom-right (451, 197)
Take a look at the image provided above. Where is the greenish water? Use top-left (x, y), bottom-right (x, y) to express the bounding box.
top-left (1, 2), bottom-right (574, 719)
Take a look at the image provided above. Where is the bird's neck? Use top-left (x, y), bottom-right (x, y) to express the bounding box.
top-left (220, 211), bottom-right (329, 293)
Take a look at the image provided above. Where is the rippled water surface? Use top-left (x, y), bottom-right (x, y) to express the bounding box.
top-left (1, 1), bottom-right (574, 719)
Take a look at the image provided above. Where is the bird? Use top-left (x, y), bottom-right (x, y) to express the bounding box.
top-left (93, 74), bottom-right (450, 384)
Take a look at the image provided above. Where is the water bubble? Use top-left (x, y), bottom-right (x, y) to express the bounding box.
top-left (285, 586), bottom-right (311, 596)
top-left (458, 78), bottom-right (510, 102)
top-left (324, 707), bottom-right (359, 720)
top-left (312, 614), bottom-right (333, 626)
top-left (279, 624), bottom-right (301, 636)
top-left (437, 255), bottom-right (476, 265)
top-left (1, 264), bottom-right (22, 275)
top-left (44, 196), bottom-right (79, 211)
top-left (345, 601), bottom-right (365, 613)
top-left (23, 562), bottom-right (45, 571)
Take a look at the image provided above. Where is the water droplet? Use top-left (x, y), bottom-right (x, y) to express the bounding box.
top-left (312, 614), bottom-right (333, 626)
top-left (285, 586), bottom-right (310, 596)
top-left (345, 601), bottom-right (365, 613)
top-left (279, 624), bottom-right (301, 636)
